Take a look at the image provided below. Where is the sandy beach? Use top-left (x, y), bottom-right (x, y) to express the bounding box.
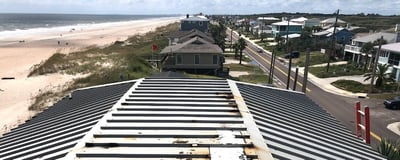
top-left (0, 17), bottom-right (179, 135)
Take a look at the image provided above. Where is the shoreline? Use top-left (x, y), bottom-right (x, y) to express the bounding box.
top-left (0, 17), bottom-right (179, 135)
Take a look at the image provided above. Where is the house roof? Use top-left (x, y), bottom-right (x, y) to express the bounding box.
top-left (237, 83), bottom-right (384, 159)
top-left (321, 18), bottom-right (346, 24)
top-left (181, 16), bottom-right (209, 22)
top-left (0, 78), bottom-right (385, 160)
top-left (290, 17), bottom-right (308, 23)
top-left (160, 37), bottom-right (222, 54)
top-left (281, 33), bottom-right (301, 39)
top-left (376, 42), bottom-right (400, 53)
top-left (177, 29), bottom-right (215, 43)
top-left (257, 17), bottom-right (279, 21)
top-left (0, 81), bottom-right (135, 160)
top-left (353, 32), bottom-right (397, 43)
top-left (313, 27), bottom-right (347, 36)
top-left (272, 21), bottom-right (303, 26)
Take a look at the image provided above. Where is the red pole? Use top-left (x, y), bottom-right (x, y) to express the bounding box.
top-left (355, 102), bottom-right (361, 137)
top-left (364, 106), bottom-right (371, 144)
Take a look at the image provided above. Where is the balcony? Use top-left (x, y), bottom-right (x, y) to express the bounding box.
top-left (344, 45), bottom-right (362, 54)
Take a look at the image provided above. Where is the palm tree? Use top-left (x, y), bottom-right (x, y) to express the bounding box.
top-left (238, 37), bottom-right (247, 64)
top-left (360, 42), bottom-right (374, 72)
top-left (364, 64), bottom-right (394, 87)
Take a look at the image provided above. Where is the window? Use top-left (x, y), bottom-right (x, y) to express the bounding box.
top-left (176, 54), bottom-right (182, 64)
top-left (213, 55), bottom-right (218, 64)
top-left (199, 21), bottom-right (203, 26)
top-left (194, 55), bottom-right (200, 64)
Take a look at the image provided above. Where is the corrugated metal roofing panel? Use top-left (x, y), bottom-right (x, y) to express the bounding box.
top-left (0, 81), bottom-right (135, 160)
top-left (65, 78), bottom-right (268, 159)
top-left (236, 82), bottom-right (385, 159)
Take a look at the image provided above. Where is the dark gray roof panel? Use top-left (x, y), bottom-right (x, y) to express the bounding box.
top-left (236, 83), bottom-right (384, 159)
top-left (0, 81), bottom-right (135, 160)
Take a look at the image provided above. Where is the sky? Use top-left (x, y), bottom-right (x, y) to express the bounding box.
top-left (0, 0), bottom-right (399, 15)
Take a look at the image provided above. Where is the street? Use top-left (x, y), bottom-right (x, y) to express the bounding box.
top-left (227, 29), bottom-right (400, 147)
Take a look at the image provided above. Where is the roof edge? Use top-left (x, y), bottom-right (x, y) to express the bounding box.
top-left (63, 78), bottom-right (144, 159)
top-left (227, 80), bottom-right (274, 160)
top-left (233, 80), bottom-right (306, 95)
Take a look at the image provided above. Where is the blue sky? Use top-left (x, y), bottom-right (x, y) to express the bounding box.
top-left (0, 0), bottom-right (399, 15)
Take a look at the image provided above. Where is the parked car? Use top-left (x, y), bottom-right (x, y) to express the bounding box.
top-left (257, 48), bottom-right (263, 53)
top-left (383, 96), bottom-right (400, 109)
top-left (284, 51), bottom-right (300, 59)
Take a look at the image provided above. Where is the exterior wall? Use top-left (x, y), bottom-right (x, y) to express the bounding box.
top-left (181, 20), bottom-right (209, 32)
top-left (163, 53), bottom-right (222, 70)
top-left (378, 50), bottom-right (400, 81)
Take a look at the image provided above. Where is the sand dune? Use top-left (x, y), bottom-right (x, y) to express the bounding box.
top-left (0, 17), bottom-right (179, 135)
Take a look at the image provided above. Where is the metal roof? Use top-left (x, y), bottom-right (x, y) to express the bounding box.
top-left (236, 82), bottom-right (385, 160)
top-left (64, 78), bottom-right (272, 159)
top-left (353, 32), bottom-right (397, 43)
top-left (0, 81), bottom-right (135, 160)
top-left (0, 78), bottom-right (385, 159)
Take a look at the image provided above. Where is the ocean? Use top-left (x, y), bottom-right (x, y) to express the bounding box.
top-left (0, 13), bottom-right (178, 40)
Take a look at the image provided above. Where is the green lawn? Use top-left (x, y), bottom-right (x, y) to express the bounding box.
top-left (309, 64), bottom-right (366, 78)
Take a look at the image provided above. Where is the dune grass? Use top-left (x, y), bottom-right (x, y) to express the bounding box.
top-left (28, 22), bottom-right (179, 111)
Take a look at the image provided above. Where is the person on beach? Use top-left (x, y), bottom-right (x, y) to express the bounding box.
top-left (58, 41), bottom-right (60, 45)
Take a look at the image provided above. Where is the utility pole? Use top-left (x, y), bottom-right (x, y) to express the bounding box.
top-left (326, 9), bottom-right (339, 73)
top-left (369, 36), bottom-right (383, 93)
top-left (286, 16), bottom-right (292, 90)
top-left (293, 67), bottom-right (299, 91)
top-left (268, 49), bottom-right (276, 84)
top-left (230, 28), bottom-right (233, 50)
top-left (302, 48), bottom-right (310, 93)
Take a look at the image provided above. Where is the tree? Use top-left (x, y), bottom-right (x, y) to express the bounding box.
top-left (364, 64), bottom-right (394, 88)
top-left (238, 37), bottom-right (247, 64)
top-left (360, 42), bottom-right (374, 71)
top-left (233, 43), bottom-right (239, 59)
top-left (209, 22), bottom-right (227, 52)
top-left (360, 38), bottom-right (388, 71)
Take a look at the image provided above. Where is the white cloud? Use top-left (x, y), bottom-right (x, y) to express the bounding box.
top-left (0, 0), bottom-right (398, 15)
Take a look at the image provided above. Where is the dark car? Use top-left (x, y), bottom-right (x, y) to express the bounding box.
top-left (383, 96), bottom-right (400, 109)
top-left (284, 51), bottom-right (300, 59)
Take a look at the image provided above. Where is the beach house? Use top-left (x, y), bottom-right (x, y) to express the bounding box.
top-left (167, 29), bottom-right (214, 45)
top-left (344, 32), bottom-right (398, 63)
top-left (180, 14), bottom-right (209, 33)
top-left (320, 17), bottom-right (346, 29)
top-left (376, 42), bottom-right (400, 81)
top-left (271, 21), bottom-right (303, 38)
top-left (313, 27), bottom-right (353, 44)
top-left (160, 37), bottom-right (224, 75)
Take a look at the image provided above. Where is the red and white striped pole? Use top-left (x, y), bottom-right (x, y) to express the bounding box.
top-left (364, 107), bottom-right (371, 144)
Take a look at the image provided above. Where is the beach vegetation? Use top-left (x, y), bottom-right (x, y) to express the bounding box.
top-left (28, 22), bottom-right (179, 111)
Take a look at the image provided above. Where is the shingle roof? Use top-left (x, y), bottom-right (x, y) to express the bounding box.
top-left (0, 78), bottom-right (385, 159)
top-left (160, 37), bottom-right (222, 54)
top-left (177, 29), bottom-right (215, 43)
top-left (0, 81), bottom-right (135, 160)
top-left (236, 82), bottom-right (384, 160)
top-left (353, 32), bottom-right (397, 43)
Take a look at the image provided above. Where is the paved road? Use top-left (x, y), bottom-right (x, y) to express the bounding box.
top-left (227, 29), bottom-right (400, 147)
